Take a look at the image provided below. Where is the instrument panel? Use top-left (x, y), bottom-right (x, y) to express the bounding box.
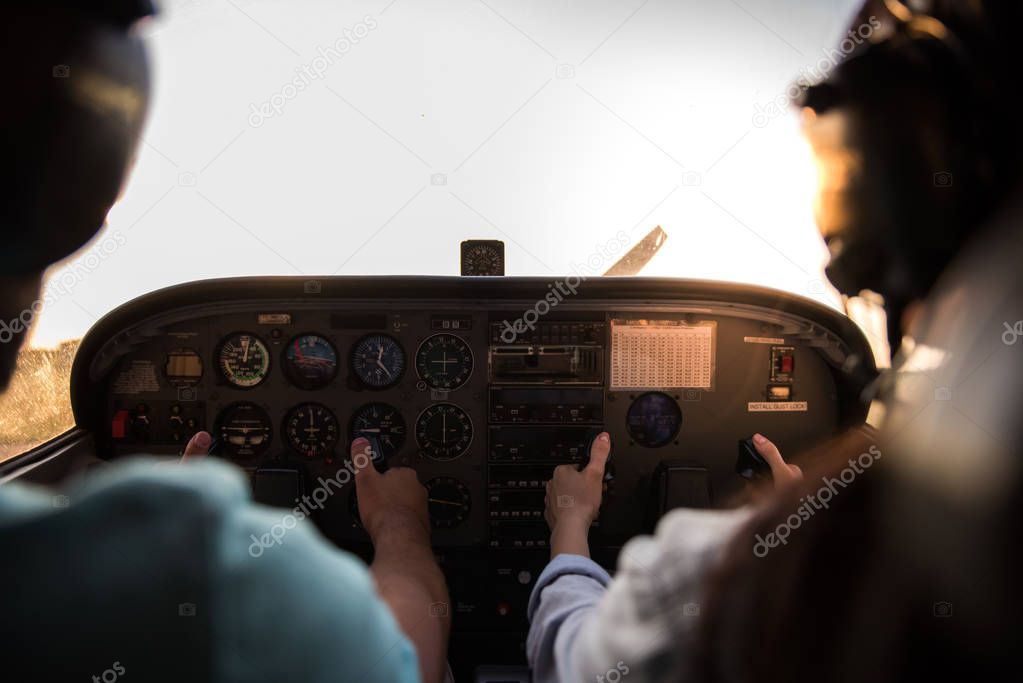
top-left (71, 276), bottom-right (874, 667)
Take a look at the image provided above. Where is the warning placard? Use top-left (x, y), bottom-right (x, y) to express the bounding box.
top-left (748, 401), bottom-right (808, 412)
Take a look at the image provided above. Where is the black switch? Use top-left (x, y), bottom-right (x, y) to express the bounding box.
top-left (735, 437), bottom-right (772, 481)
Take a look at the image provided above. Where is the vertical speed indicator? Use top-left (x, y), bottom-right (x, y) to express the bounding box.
top-left (350, 403), bottom-right (406, 458)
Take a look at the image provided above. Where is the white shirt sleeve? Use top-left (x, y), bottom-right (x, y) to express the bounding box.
top-left (526, 507), bottom-right (754, 683)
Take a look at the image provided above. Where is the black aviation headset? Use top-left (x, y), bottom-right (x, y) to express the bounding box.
top-left (0, 0), bottom-right (156, 275)
top-left (798, 0), bottom-right (1022, 350)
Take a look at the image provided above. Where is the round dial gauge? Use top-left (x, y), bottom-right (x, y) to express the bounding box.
top-left (284, 402), bottom-right (339, 459)
top-left (425, 477), bottom-right (471, 529)
top-left (350, 403), bottom-right (406, 458)
top-left (164, 348), bottom-right (203, 387)
top-left (415, 403), bottom-right (473, 461)
top-left (283, 334), bottom-right (338, 390)
top-left (626, 392), bottom-right (682, 448)
top-left (215, 402), bottom-right (273, 459)
top-left (415, 334), bottom-right (474, 390)
top-left (217, 333), bottom-right (270, 388)
top-left (350, 334), bottom-right (405, 389)
top-left (462, 243), bottom-right (504, 276)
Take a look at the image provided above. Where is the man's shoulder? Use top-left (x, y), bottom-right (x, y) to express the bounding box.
top-left (0, 457), bottom-right (251, 532)
top-left (72, 457), bottom-right (252, 511)
top-left (0, 460), bottom-right (419, 683)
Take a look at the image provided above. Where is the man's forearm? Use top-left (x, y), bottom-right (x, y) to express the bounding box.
top-left (371, 522), bottom-right (450, 683)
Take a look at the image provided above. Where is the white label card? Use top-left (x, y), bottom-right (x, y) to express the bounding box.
top-left (748, 401), bottom-right (808, 412)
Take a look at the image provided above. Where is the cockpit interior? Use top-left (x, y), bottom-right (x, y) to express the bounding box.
top-left (7, 0), bottom-right (1021, 680)
top-left (5, 273), bottom-right (876, 678)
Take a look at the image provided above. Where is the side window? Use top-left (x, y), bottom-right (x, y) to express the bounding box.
top-left (0, 340), bottom-right (77, 462)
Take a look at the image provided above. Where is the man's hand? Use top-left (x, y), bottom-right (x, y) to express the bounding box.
top-left (352, 438), bottom-right (430, 544)
top-left (351, 438), bottom-right (450, 683)
top-left (544, 432), bottom-right (611, 558)
top-left (180, 431), bottom-right (211, 462)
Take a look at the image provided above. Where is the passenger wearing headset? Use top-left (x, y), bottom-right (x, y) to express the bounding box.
top-left (0, 4), bottom-right (449, 682)
top-left (526, 1), bottom-right (1023, 681)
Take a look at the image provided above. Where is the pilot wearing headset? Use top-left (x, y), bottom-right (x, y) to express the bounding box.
top-left (527, 1), bottom-right (1023, 681)
top-left (0, 4), bottom-right (449, 682)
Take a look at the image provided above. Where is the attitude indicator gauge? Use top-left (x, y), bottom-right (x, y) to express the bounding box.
top-left (283, 334), bottom-right (338, 390)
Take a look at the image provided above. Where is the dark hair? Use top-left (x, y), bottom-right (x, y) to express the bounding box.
top-left (692, 427), bottom-right (1022, 682)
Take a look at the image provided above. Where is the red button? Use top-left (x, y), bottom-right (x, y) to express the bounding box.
top-left (111, 410), bottom-right (130, 439)
top-left (781, 356), bottom-right (794, 373)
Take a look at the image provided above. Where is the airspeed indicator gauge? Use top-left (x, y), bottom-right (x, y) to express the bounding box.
top-left (217, 333), bottom-right (270, 388)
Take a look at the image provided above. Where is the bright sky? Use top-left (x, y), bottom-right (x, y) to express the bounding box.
top-left (30, 0), bottom-right (862, 348)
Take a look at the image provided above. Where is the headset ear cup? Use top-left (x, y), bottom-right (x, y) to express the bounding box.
top-left (0, 11), bottom-right (150, 273)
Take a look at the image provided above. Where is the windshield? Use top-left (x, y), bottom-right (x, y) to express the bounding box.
top-left (2, 0), bottom-right (875, 461)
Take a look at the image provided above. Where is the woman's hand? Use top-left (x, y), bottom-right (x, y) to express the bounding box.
top-left (544, 432), bottom-right (611, 558)
top-left (751, 433), bottom-right (803, 488)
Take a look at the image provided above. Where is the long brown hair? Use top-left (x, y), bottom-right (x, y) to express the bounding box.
top-left (691, 427), bottom-right (1021, 682)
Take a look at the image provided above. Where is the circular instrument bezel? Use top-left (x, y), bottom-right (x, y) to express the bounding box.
top-left (414, 402), bottom-right (473, 461)
top-left (462, 243), bottom-right (503, 275)
top-left (350, 333), bottom-right (406, 389)
top-left (349, 402), bottom-right (407, 459)
top-left (282, 402), bottom-right (340, 459)
top-left (415, 333), bottom-right (474, 391)
top-left (282, 333), bottom-right (339, 390)
top-left (215, 332), bottom-right (271, 389)
top-left (214, 401), bottom-right (273, 459)
top-left (625, 391), bottom-right (683, 448)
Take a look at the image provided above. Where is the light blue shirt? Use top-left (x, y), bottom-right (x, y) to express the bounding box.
top-left (0, 458), bottom-right (420, 683)
top-left (526, 508), bottom-right (754, 683)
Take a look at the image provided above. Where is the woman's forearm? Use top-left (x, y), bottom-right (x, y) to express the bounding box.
top-left (550, 517), bottom-right (592, 559)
